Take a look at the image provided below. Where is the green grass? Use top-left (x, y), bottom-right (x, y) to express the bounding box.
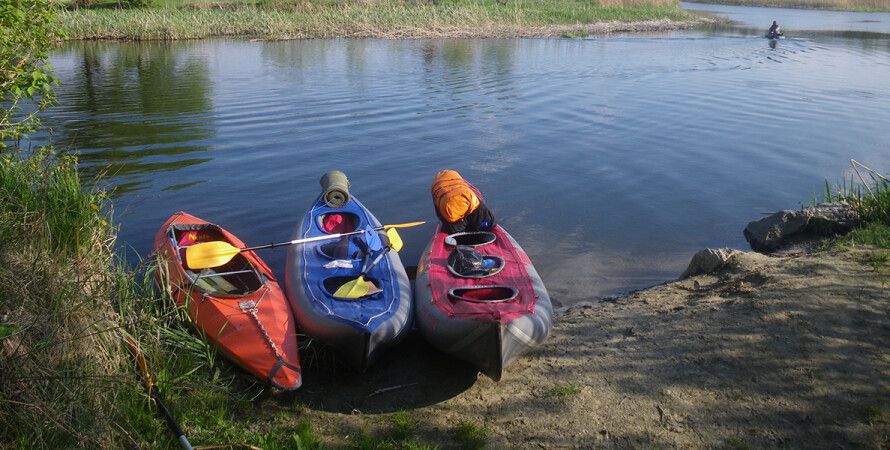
top-left (547, 383), bottom-right (581, 403)
top-left (560, 29), bottom-right (590, 38)
top-left (0, 148), bottom-right (108, 254)
top-left (0, 148), bottom-right (153, 447)
top-left (843, 223), bottom-right (890, 248)
top-left (453, 420), bottom-right (488, 450)
top-left (56, 0), bottom-right (695, 41)
top-left (350, 412), bottom-right (438, 450)
top-left (819, 172), bottom-right (890, 249)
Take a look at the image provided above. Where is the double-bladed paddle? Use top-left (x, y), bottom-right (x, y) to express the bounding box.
top-left (185, 221), bottom-right (424, 270)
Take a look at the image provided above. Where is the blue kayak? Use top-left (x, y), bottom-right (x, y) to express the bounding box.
top-left (284, 194), bottom-right (412, 371)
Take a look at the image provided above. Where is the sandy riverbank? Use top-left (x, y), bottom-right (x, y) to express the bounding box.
top-left (271, 245), bottom-right (888, 448)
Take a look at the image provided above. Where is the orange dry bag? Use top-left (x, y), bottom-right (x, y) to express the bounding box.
top-left (432, 170), bottom-right (481, 223)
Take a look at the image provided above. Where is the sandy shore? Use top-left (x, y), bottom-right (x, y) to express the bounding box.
top-left (268, 245), bottom-right (889, 448)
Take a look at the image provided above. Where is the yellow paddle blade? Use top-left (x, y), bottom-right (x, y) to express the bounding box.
top-left (185, 241), bottom-right (241, 269)
top-left (332, 276), bottom-right (379, 300)
top-left (386, 228), bottom-right (403, 252)
top-left (383, 221), bottom-right (425, 229)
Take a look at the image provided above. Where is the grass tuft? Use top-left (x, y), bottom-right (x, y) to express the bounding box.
top-left (453, 420), bottom-right (488, 450)
top-left (560, 29), bottom-right (590, 38)
top-left (820, 167), bottom-right (890, 249)
top-left (350, 412), bottom-right (437, 450)
top-left (547, 383), bottom-right (581, 401)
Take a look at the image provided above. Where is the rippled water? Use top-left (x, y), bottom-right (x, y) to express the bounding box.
top-left (38, 5), bottom-right (890, 303)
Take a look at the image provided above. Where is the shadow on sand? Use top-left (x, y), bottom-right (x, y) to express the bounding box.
top-left (278, 334), bottom-right (479, 414)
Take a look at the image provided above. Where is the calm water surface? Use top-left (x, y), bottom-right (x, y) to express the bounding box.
top-left (40, 4), bottom-right (890, 303)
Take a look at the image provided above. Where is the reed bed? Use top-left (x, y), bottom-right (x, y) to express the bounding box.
top-left (58, 0), bottom-right (696, 40)
top-left (685, 0), bottom-right (890, 12)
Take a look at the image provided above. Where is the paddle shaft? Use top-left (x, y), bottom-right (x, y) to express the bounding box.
top-left (359, 246), bottom-right (391, 277)
top-left (126, 338), bottom-right (193, 450)
top-left (150, 386), bottom-right (193, 450)
top-left (241, 230), bottom-right (367, 252)
top-left (239, 222), bottom-right (421, 252)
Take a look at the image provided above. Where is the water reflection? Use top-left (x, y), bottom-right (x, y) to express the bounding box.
top-left (48, 41), bottom-right (214, 194)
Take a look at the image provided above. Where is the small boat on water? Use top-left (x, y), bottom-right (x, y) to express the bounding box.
top-left (284, 194), bottom-right (413, 371)
top-left (154, 212), bottom-right (302, 390)
top-left (415, 226), bottom-right (552, 381)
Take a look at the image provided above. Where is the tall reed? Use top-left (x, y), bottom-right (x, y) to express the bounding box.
top-left (58, 0), bottom-right (693, 40)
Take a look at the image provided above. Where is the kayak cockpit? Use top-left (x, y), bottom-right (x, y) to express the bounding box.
top-left (167, 224), bottom-right (264, 296)
top-left (444, 231), bottom-right (497, 247)
top-left (448, 286), bottom-right (519, 303)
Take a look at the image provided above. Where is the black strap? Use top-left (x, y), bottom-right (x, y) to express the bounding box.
top-left (267, 359), bottom-right (301, 390)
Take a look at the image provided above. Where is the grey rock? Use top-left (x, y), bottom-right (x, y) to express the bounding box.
top-left (744, 210), bottom-right (809, 252)
top-left (803, 202), bottom-right (859, 234)
top-left (743, 202), bottom-right (859, 252)
top-left (681, 247), bottom-right (741, 278)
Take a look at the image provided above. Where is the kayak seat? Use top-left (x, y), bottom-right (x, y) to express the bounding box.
top-left (169, 224), bottom-right (263, 296)
top-left (317, 238), bottom-right (368, 261)
top-left (323, 276), bottom-right (383, 300)
top-left (448, 286), bottom-right (518, 303)
top-left (444, 231), bottom-right (497, 247)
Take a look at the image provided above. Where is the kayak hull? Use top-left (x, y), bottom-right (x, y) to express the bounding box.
top-left (153, 212), bottom-right (302, 390)
top-left (415, 225), bottom-right (552, 381)
top-left (285, 196), bottom-right (412, 371)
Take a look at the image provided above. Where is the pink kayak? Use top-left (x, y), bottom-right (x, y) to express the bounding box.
top-left (414, 225), bottom-right (552, 381)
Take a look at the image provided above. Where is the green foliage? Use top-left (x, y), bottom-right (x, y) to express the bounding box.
top-left (547, 383), bottom-right (581, 401)
top-left (821, 169), bottom-right (890, 248)
top-left (560, 30), bottom-right (590, 38)
top-left (856, 180), bottom-right (890, 226)
top-left (0, 148), bottom-right (109, 254)
top-left (390, 411), bottom-right (419, 442)
top-left (119, 0), bottom-right (154, 8)
top-left (349, 412), bottom-right (437, 450)
top-left (1, 0), bottom-right (59, 147)
top-left (453, 420), bottom-right (487, 450)
top-left (0, 150), bottom-right (156, 448)
top-left (0, 323), bottom-right (17, 339)
top-left (842, 223), bottom-right (890, 249)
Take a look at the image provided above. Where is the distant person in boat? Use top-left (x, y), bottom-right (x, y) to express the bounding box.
top-left (767, 21), bottom-right (782, 38)
top-left (431, 170), bottom-right (496, 234)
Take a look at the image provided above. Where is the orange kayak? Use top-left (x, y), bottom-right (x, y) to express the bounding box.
top-left (154, 212), bottom-right (301, 390)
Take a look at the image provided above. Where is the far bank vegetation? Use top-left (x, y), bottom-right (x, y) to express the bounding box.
top-left (56, 0), bottom-right (696, 40)
top-left (685, 0), bottom-right (890, 12)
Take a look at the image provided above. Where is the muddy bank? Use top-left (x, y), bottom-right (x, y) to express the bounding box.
top-left (274, 246), bottom-right (888, 448)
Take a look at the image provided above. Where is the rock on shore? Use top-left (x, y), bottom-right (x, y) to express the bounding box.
top-left (743, 202), bottom-right (859, 252)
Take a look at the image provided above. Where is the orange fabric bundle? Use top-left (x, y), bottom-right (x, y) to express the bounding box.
top-left (432, 170), bottom-right (481, 223)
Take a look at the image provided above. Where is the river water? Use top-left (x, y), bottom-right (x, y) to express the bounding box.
top-left (39, 4), bottom-right (890, 303)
